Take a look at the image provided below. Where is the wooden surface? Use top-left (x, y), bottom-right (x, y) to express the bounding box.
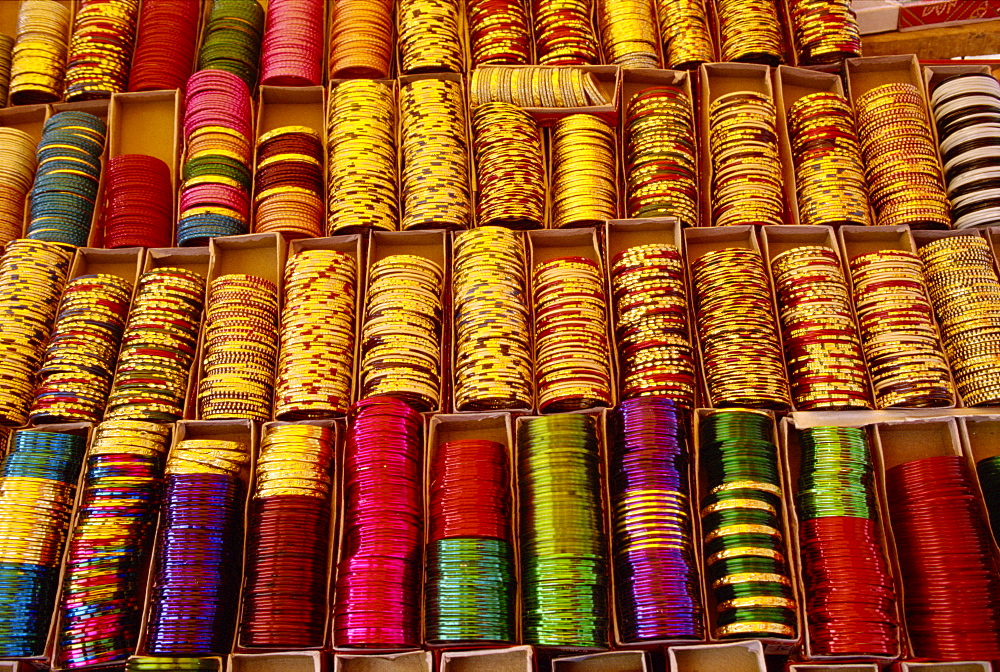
top-left (863, 17), bottom-right (1000, 58)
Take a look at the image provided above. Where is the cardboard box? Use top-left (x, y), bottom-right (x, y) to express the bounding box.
top-left (468, 65), bottom-right (620, 126)
top-left (788, 666), bottom-right (880, 672)
top-left (617, 69), bottom-right (698, 226)
top-left (255, 86), bottom-right (327, 238)
top-left (761, 224), bottom-right (874, 410)
top-left (363, 229), bottom-right (449, 413)
top-left (693, 409), bottom-right (800, 655)
top-left (668, 641), bottom-right (767, 672)
top-left (192, 232), bottom-right (287, 420)
top-left (0, 104), bottom-right (49, 144)
top-left (780, 416), bottom-right (903, 662)
top-left (230, 650), bottom-right (324, 672)
top-left (439, 646), bottom-right (533, 672)
top-left (514, 409), bottom-right (611, 652)
top-left (552, 651), bottom-right (649, 672)
top-left (425, 413), bottom-right (518, 648)
top-left (335, 652), bottom-right (432, 672)
top-left (235, 419), bottom-right (340, 652)
top-left (281, 235), bottom-right (364, 418)
top-left (698, 62), bottom-right (792, 228)
top-left (67, 246), bottom-right (144, 288)
top-left (897, 0), bottom-right (1000, 30)
top-left (135, 419), bottom-right (258, 657)
top-left (527, 228), bottom-right (616, 413)
top-left (837, 224), bottom-right (959, 409)
top-left (89, 90), bottom-right (183, 248)
top-left (773, 66), bottom-right (874, 228)
top-left (683, 225), bottom-right (789, 411)
top-left (957, 415), bottom-right (1000, 551)
top-left (852, 0), bottom-right (901, 33)
top-left (895, 663), bottom-right (992, 672)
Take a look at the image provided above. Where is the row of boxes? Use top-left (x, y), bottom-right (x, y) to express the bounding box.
top-left (10, 405), bottom-right (1000, 668)
top-left (40, 217), bottom-right (1000, 423)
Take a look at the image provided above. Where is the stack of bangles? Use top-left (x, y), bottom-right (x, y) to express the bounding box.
top-left (178, 69), bottom-right (253, 246)
top-left (100, 154), bottom-right (174, 248)
top-left (128, 0), bottom-right (200, 92)
top-left (0, 128), bottom-right (37, 243)
top-left (9, 0), bottom-right (71, 105)
top-left (260, 0), bottom-right (323, 86)
top-left (328, 0), bottom-right (392, 78)
top-left (197, 0), bottom-right (264, 92)
top-left (467, 0), bottom-right (530, 66)
top-left (64, 0), bottom-right (140, 101)
top-left (253, 126), bottom-right (324, 238)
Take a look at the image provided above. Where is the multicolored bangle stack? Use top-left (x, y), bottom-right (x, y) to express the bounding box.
top-left (0, 429), bottom-right (85, 657)
top-left (654, 0), bottom-right (714, 69)
top-left (253, 126), bottom-right (324, 238)
top-left (398, 0), bottom-right (464, 74)
top-left (598, 0), bottom-right (660, 68)
top-left (30, 273), bottom-right (133, 424)
top-left (105, 267), bottom-right (205, 423)
top-left (146, 438), bottom-right (249, 655)
top-left (533, 0), bottom-right (600, 65)
top-left (788, 0), bottom-right (861, 65)
top-left (551, 114), bottom-right (618, 228)
top-left (178, 69), bottom-right (253, 246)
top-left (57, 421), bottom-right (170, 668)
top-left (715, 0), bottom-right (784, 65)
top-left (467, 0), bottom-right (531, 67)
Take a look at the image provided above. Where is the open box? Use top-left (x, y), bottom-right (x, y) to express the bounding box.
top-left (334, 652), bottom-right (432, 672)
top-left (692, 409), bottom-right (800, 655)
top-left (527, 227), bottom-right (616, 413)
top-left (135, 419), bottom-right (258, 657)
top-left (958, 415), bottom-right (1000, 550)
top-left (683, 225), bottom-right (790, 411)
top-left (698, 62), bottom-right (792, 228)
top-left (234, 418), bottom-right (340, 653)
top-left (191, 232), bottom-right (287, 420)
top-left (616, 69), bottom-right (698, 226)
top-left (837, 224), bottom-right (959, 410)
top-left (552, 650), bottom-right (650, 672)
top-left (761, 224), bottom-right (874, 411)
top-left (514, 409), bottom-right (611, 653)
top-left (280, 235), bottom-right (364, 418)
top-left (363, 229), bottom-right (449, 414)
top-left (788, 666), bottom-right (880, 672)
top-left (468, 65), bottom-right (620, 127)
top-left (231, 651), bottom-right (323, 672)
top-left (46, 422), bottom-right (166, 671)
top-left (779, 416), bottom-right (903, 662)
top-left (424, 413), bottom-right (519, 650)
top-left (604, 217), bottom-right (697, 410)
top-left (254, 86), bottom-right (327, 239)
top-left (668, 640), bottom-right (767, 672)
top-left (773, 65), bottom-right (873, 229)
top-left (439, 645), bottom-right (533, 672)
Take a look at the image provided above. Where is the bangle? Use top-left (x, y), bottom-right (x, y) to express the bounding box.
top-left (787, 91), bottom-right (871, 227)
top-left (533, 0), bottom-right (600, 65)
top-left (551, 114), bottom-right (617, 228)
top-left (27, 111), bottom-right (106, 248)
top-left (0, 128), bottom-right (36, 244)
top-left (400, 78), bottom-right (472, 231)
top-left (274, 249), bottom-right (357, 419)
top-left (328, 0), bottom-right (393, 79)
top-left (716, 0), bottom-right (784, 65)
top-left (197, 0), bottom-right (264, 92)
top-left (9, 0), bottom-right (71, 105)
top-left (101, 154), bottom-right (174, 248)
top-left (467, 0), bottom-right (531, 67)
top-left (64, 0), bottom-right (140, 101)
top-left (472, 102), bottom-right (544, 228)
top-left (128, 0), bottom-right (200, 92)
top-left (655, 0), bottom-right (714, 69)
top-left (788, 0), bottom-right (861, 65)
top-left (0, 33), bottom-right (12, 107)
top-left (253, 126), bottom-right (324, 238)
top-left (327, 80), bottom-right (398, 234)
top-left (398, 0), bottom-right (463, 74)
top-left (469, 66), bottom-right (609, 108)
top-left (261, 0), bottom-right (323, 86)
top-left (624, 85), bottom-right (698, 224)
top-left (598, 0), bottom-right (660, 68)
top-left (856, 82), bottom-right (951, 230)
